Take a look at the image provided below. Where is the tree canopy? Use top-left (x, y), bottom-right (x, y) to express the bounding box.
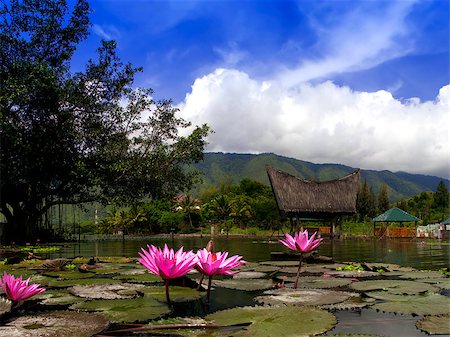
top-left (0, 0), bottom-right (210, 242)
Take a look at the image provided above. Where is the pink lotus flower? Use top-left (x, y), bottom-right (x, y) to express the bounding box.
top-left (279, 230), bottom-right (323, 289)
top-left (196, 249), bottom-right (245, 276)
top-left (195, 249), bottom-right (245, 302)
top-left (0, 272), bottom-right (45, 304)
top-left (138, 244), bottom-right (198, 304)
top-left (279, 230), bottom-right (323, 253)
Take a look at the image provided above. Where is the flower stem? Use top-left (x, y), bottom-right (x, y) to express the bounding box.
top-left (294, 253), bottom-right (303, 289)
top-left (206, 275), bottom-right (213, 303)
top-left (164, 279), bottom-right (171, 306)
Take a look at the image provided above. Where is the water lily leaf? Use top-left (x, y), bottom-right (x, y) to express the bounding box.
top-left (397, 270), bottom-right (446, 280)
top-left (69, 283), bottom-right (145, 299)
top-left (213, 278), bottom-right (274, 291)
top-left (256, 288), bottom-right (355, 306)
top-left (282, 276), bottom-right (352, 288)
top-left (204, 305), bottom-right (336, 337)
top-left (367, 292), bottom-right (450, 315)
top-left (244, 264), bottom-right (280, 273)
top-left (259, 261), bottom-right (300, 267)
top-left (416, 314), bottom-right (450, 335)
top-left (303, 264), bottom-right (347, 274)
top-left (113, 272), bottom-right (161, 283)
top-left (236, 262), bottom-right (260, 271)
top-left (3, 269), bottom-right (37, 278)
top-left (325, 270), bottom-right (379, 278)
top-left (349, 280), bottom-right (439, 295)
top-left (320, 297), bottom-right (375, 311)
top-left (97, 256), bottom-right (134, 263)
top-left (0, 298), bottom-right (12, 317)
top-left (141, 286), bottom-right (203, 302)
top-left (43, 270), bottom-right (95, 279)
top-left (71, 296), bottom-right (170, 323)
top-left (325, 334), bottom-right (383, 337)
top-left (36, 290), bottom-right (84, 306)
top-left (421, 278), bottom-right (450, 289)
top-left (279, 266), bottom-right (307, 274)
top-left (0, 311), bottom-right (108, 337)
top-left (47, 277), bottom-right (121, 288)
top-left (89, 263), bottom-right (136, 275)
top-left (233, 271), bottom-right (266, 279)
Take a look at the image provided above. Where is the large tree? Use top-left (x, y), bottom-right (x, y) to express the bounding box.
top-left (0, 0), bottom-right (210, 242)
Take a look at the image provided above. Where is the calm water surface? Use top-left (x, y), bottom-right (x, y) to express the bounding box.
top-left (52, 236), bottom-right (449, 269)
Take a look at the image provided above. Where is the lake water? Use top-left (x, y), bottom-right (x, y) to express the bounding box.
top-left (52, 236), bottom-right (449, 270)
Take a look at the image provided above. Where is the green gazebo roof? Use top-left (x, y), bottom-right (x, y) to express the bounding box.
top-left (372, 207), bottom-right (421, 222)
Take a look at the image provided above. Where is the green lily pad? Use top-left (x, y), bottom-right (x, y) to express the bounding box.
top-left (113, 272), bottom-right (162, 283)
top-left (283, 276), bottom-right (352, 288)
top-left (325, 270), bottom-right (379, 278)
top-left (204, 305), bottom-right (336, 337)
top-left (416, 314), bottom-right (450, 335)
top-left (349, 280), bottom-right (439, 295)
top-left (213, 278), bottom-right (274, 291)
top-left (43, 270), bottom-right (95, 280)
top-left (320, 296), bottom-right (375, 311)
top-left (233, 271), bottom-right (266, 279)
top-left (47, 277), bottom-right (121, 288)
top-left (260, 261), bottom-right (300, 267)
top-left (421, 277), bottom-right (450, 289)
top-left (0, 311), bottom-right (109, 337)
top-left (248, 265), bottom-right (280, 273)
top-left (367, 292), bottom-right (450, 315)
top-left (36, 290), bottom-right (84, 306)
top-left (69, 283), bottom-right (145, 299)
top-left (0, 298), bottom-right (12, 316)
top-left (397, 270), bottom-right (446, 280)
top-left (279, 266), bottom-right (307, 274)
top-left (97, 256), bottom-right (135, 263)
top-left (71, 296), bottom-right (170, 323)
top-left (141, 286), bottom-right (203, 302)
top-left (256, 288), bottom-right (355, 306)
top-left (325, 334), bottom-right (383, 337)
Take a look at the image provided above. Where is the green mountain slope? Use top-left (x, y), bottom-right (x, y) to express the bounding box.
top-left (193, 152), bottom-right (449, 202)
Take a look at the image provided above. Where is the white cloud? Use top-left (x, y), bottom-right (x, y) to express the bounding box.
top-left (92, 24), bottom-right (121, 41)
top-left (278, 1), bottom-right (417, 87)
top-left (178, 69), bottom-right (449, 179)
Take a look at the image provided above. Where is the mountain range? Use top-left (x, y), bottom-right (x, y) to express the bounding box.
top-left (193, 152), bottom-right (449, 202)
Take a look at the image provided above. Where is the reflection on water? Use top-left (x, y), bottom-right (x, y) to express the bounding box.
top-left (50, 236), bottom-right (449, 269)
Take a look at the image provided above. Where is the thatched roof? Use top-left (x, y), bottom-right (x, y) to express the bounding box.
top-left (266, 166), bottom-right (360, 219)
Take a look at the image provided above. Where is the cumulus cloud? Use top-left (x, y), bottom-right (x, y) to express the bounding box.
top-left (178, 69), bottom-right (449, 179)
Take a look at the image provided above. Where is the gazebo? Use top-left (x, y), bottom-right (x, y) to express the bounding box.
top-left (371, 207), bottom-right (421, 238)
top-left (266, 166), bottom-right (360, 239)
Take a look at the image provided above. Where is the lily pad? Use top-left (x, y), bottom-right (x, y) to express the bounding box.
top-left (233, 271), bottom-right (266, 279)
top-left (213, 278), bottom-right (274, 291)
top-left (397, 270), bottom-right (446, 280)
top-left (325, 270), bottom-right (379, 278)
top-left (367, 292), bottom-right (450, 315)
top-left (36, 290), bottom-right (84, 306)
top-left (0, 311), bottom-right (109, 337)
top-left (70, 296), bottom-right (170, 323)
top-left (69, 283), bottom-right (145, 299)
top-left (204, 305), bottom-right (337, 337)
top-left (256, 288), bottom-right (355, 306)
top-left (248, 265), bottom-right (280, 273)
top-left (320, 296), bottom-right (375, 311)
top-left (283, 276), bottom-right (352, 288)
top-left (113, 272), bottom-right (162, 283)
top-left (141, 286), bottom-right (203, 302)
top-left (259, 261), bottom-right (300, 267)
top-left (416, 314), bottom-right (450, 335)
top-left (0, 298), bottom-right (12, 316)
top-left (349, 280), bottom-right (439, 295)
top-left (43, 270), bottom-right (95, 280)
top-left (47, 277), bottom-right (122, 288)
top-left (421, 277), bottom-right (450, 289)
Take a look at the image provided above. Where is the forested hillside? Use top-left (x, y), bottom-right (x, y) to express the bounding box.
top-left (193, 152), bottom-right (449, 202)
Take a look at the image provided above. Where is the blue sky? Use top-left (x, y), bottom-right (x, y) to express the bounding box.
top-left (71, 0), bottom-right (449, 179)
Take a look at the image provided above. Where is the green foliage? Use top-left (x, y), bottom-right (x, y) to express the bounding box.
top-left (336, 264), bottom-right (365, 271)
top-left (0, 0), bottom-right (210, 242)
